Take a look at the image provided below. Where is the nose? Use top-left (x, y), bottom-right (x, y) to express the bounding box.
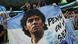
top-left (32, 20), bottom-right (37, 25)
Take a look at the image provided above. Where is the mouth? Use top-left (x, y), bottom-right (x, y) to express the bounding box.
top-left (32, 26), bottom-right (40, 32)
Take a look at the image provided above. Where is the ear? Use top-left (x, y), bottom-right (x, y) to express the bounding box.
top-left (24, 26), bottom-right (28, 30)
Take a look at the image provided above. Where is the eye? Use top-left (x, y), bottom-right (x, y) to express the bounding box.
top-left (35, 18), bottom-right (40, 21)
top-left (27, 19), bottom-right (33, 23)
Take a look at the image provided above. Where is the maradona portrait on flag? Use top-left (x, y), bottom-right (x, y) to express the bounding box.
top-left (7, 3), bottom-right (75, 44)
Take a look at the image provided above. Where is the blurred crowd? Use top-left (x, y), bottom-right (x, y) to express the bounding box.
top-left (63, 9), bottom-right (78, 30)
top-left (21, 1), bottom-right (49, 11)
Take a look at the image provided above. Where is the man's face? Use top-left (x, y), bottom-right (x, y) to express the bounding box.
top-left (25, 15), bottom-right (44, 33)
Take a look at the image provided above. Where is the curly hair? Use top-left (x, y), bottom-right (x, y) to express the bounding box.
top-left (21, 9), bottom-right (48, 37)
